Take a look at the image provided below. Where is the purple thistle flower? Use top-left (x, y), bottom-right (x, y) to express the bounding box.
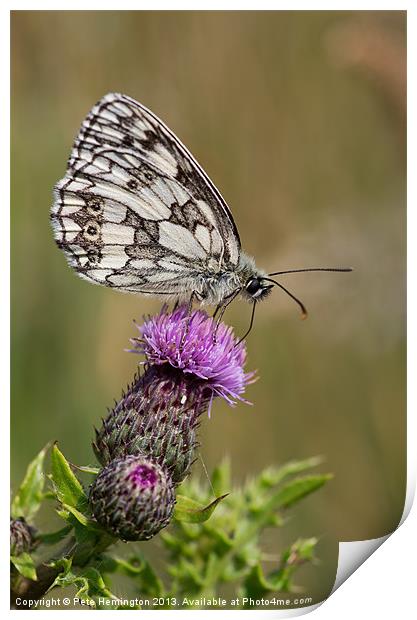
top-left (130, 305), bottom-right (256, 409)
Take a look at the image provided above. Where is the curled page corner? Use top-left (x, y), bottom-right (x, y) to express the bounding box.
top-left (264, 535), bottom-right (394, 617)
top-left (330, 535), bottom-right (389, 594)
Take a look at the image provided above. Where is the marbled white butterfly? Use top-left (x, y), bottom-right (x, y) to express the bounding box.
top-left (51, 93), bottom-right (351, 330)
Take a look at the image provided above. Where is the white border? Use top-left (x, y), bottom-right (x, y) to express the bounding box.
top-left (4, 2), bottom-right (414, 618)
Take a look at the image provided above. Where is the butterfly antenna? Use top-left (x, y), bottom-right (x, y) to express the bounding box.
top-left (262, 277), bottom-right (308, 319)
top-left (268, 267), bottom-right (352, 276)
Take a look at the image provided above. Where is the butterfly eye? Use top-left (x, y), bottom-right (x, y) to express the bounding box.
top-left (245, 278), bottom-right (261, 296)
top-left (84, 221), bottom-right (100, 241)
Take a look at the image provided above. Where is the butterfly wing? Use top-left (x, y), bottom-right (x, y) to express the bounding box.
top-left (51, 93), bottom-right (241, 296)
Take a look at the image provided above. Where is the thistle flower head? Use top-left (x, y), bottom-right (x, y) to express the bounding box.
top-left (10, 518), bottom-right (36, 556)
top-left (89, 455), bottom-right (175, 541)
top-left (131, 305), bottom-right (255, 407)
top-left (93, 305), bottom-right (256, 495)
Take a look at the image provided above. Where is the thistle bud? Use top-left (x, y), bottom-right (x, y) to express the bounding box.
top-left (10, 518), bottom-right (36, 556)
top-left (89, 455), bottom-right (175, 541)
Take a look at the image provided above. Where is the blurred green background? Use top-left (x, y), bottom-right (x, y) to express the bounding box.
top-left (11, 10), bottom-right (406, 604)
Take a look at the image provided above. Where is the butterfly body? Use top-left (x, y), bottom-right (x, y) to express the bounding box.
top-left (51, 93), bottom-right (269, 307)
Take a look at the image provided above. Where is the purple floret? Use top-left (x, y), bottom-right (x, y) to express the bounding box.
top-left (128, 464), bottom-right (158, 489)
top-left (130, 305), bottom-right (256, 408)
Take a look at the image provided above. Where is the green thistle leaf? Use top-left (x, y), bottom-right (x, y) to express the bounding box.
top-left (37, 525), bottom-right (72, 546)
top-left (47, 559), bottom-right (116, 605)
top-left (62, 503), bottom-right (100, 529)
top-left (10, 552), bottom-right (37, 581)
top-left (174, 493), bottom-right (228, 523)
top-left (271, 474), bottom-right (333, 509)
top-left (50, 444), bottom-right (87, 509)
top-left (11, 445), bottom-right (48, 520)
top-left (242, 562), bottom-right (284, 600)
top-left (259, 456), bottom-right (324, 488)
top-left (47, 556), bottom-right (72, 588)
top-left (80, 567), bottom-right (118, 601)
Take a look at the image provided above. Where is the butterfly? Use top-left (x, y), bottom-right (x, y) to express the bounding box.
top-left (51, 93), bottom-right (351, 334)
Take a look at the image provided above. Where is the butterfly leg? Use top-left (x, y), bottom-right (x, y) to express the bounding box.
top-left (213, 288), bottom-right (241, 342)
top-left (186, 290), bottom-right (199, 316)
top-left (212, 304), bottom-right (222, 320)
top-left (179, 291), bottom-right (202, 350)
top-left (235, 300), bottom-right (257, 346)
